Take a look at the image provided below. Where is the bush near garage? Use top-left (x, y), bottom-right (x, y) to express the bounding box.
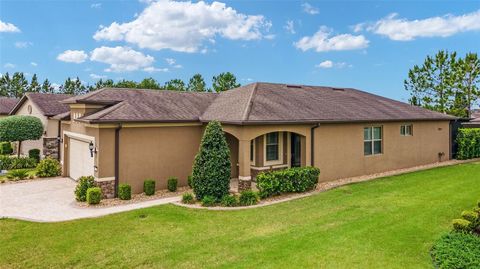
top-left (86, 187), bottom-right (102, 205)
top-left (456, 128), bottom-right (480, 159)
top-left (256, 166), bottom-right (320, 199)
top-left (36, 158), bottom-right (61, 178)
top-left (144, 179), bottom-right (155, 196)
top-left (74, 176), bottom-right (95, 202)
top-left (167, 177), bottom-right (178, 192)
top-left (118, 184), bottom-right (132, 200)
top-left (28, 149), bottom-right (41, 163)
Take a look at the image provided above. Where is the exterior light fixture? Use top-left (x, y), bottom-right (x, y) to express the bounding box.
top-left (89, 141), bottom-right (95, 157)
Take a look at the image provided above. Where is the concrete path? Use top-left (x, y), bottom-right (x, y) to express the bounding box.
top-left (0, 178), bottom-right (181, 222)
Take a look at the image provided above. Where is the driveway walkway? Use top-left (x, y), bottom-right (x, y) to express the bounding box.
top-left (0, 178), bottom-right (180, 222)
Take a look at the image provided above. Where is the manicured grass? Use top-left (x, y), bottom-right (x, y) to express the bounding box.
top-left (1, 163), bottom-right (479, 268)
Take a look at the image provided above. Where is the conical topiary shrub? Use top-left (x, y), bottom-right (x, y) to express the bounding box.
top-left (192, 121), bottom-right (231, 201)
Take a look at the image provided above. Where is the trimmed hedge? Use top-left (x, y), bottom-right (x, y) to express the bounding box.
top-left (456, 128), bottom-right (480, 159)
top-left (74, 176), bottom-right (95, 202)
top-left (118, 184), bottom-right (132, 200)
top-left (256, 166), bottom-right (320, 199)
top-left (36, 158), bottom-right (61, 177)
top-left (144, 179), bottom-right (155, 196)
top-left (28, 149), bottom-right (41, 163)
top-left (431, 232), bottom-right (480, 269)
top-left (167, 177), bottom-right (178, 192)
top-left (0, 156), bottom-right (37, 170)
top-left (86, 187), bottom-right (102, 205)
top-left (0, 142), bottom-right (13, 155)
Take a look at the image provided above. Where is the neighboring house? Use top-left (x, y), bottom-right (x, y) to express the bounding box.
top-left (0, 97), bottom-right (19, 118)
top-left (9, 93), bottom-right (73, 158)
top-left (60, 82), bottom-right (455, 197)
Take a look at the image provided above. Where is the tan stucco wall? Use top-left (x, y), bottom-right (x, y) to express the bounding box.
top-left (313, 121), bottom-right (450, 182)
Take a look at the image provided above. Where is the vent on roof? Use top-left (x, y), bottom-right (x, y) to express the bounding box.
top-left (285, 84), bottom-right (303, 89)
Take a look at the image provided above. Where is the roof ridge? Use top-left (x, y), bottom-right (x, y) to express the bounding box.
top-left (241, 83), bottom-right (258, 121)
top-left (80, 101), bottom-right (127, 120)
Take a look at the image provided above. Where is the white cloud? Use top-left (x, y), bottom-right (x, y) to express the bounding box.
top-left (90, 73), bottom-right (107, 80)
top-left (57, 50), bottom-right (88, 63)
top-left (30, 62), bottom-right (38, 67)
top-left (14, 41), bottom-right (33, 48)
top-left (93, 0), bottom-right (272, 52)
top-left (295, 26), bottom-right (369, 52)
top-left (143, 67), bottom-right (169, 73)
top-left (315, 60), bottom-right (351, 69)
top-left (91, 3), bottom-right (102, 8)
top-left (358, 10), bottom-right (480, 41)
top-left (302, 3), bottom-right (319, 15)
top-left (0, 20), bottom-right (20, 33)
top-left (90, 46), bottom-right (155, 72)
top-left (3, 63), bottom-right (15, 68)
top-left (284, 20), bottom-right (296, 34)
top-left (165, 58), bottom-right (182, 68)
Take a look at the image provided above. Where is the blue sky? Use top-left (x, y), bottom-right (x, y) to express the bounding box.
top-left (0, 0), bottom-right (479, 102)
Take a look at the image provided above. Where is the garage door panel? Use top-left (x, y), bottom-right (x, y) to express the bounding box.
top-left (69, 138), bottom-right (94, 180)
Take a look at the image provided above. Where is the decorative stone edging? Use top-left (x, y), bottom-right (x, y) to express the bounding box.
top-left (173, 159), bottom-right (480, 211)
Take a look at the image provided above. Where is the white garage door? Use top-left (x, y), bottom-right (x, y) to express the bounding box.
top-left (69, 138), bottom-right (94, 180)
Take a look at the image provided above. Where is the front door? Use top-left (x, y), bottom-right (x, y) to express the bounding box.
top-left (291, 134), bottom-right (301, 167)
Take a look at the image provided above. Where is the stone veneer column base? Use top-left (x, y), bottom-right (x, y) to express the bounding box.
top-left (43, 137), bottom-right (59, 160)
top-left (238, 176), bottom-right (252, 192)
top-left (94, 178), bottom-right (115, 199)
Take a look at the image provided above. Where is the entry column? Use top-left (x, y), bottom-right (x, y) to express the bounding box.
top-left (238, 139), bottom-right (251, 191)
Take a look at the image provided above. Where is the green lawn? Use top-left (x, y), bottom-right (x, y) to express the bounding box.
top-left (1, 163), bottom-right (479, 268)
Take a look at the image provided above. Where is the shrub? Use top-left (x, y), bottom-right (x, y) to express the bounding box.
top-left (452, 219), bottom-right (472, 232)
top-left (201, 195), bottom-right (216, 207)
top-left (167, 177), bottom-right (178, 192)
top-left (182, 193), bottom-right (195, 204)
top-left (36, 158), bottom-right (61, 177)
top-left (6, 169), bottom-right (29, 180)
top-left (192, 121), bottom-right (231, 201)
top-left (0, 142), bottom-right (13, 155)
top-left (74, 176), bottom-right (95, 202)
top-left (456, 128), bottom-right (480, 159)
top-left (461, 210), bottom-right (478, 223)
top-left (86, 187), bottom-right (102, 205)
top-left (118, 184), bottom-right (132, 200)
top-left (0, 115), bottom-right (43, 157)
top-left (144, 179), bottom-right (155, 196)
top-left (0, 156), bottom-right (37, 170)
top-left (28, 149), bottom-right (41, 163)
top-left (221, 194), bottom-right (238, 207)
top-left (256, 166), bottom-right (321, 199)
top-left (239, 190), bottom-right (259, 206)
top-left (431, 232), bottom-right (480, 269)
top-left (187, 175), bottom-right (193, 188)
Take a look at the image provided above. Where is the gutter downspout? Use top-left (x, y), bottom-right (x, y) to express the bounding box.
top-left (114, 124), bottom-right (122, 198)
top-left (57, 121), bottom-right (61, 161)
top-left (310, 123), bottom-right (320, 166)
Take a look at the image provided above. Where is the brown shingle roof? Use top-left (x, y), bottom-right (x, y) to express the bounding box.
top-left (0, 97), bottom-right (19, 115)
top-left (74, 88), bottom-right (218, 123)
top-left (200, 82), bottom-right (456, 124)
top-left (10, 93), bottom-right (73, 117)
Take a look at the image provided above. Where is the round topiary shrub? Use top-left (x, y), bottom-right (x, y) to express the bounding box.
top-left (86, 187), bottom-right (102, 205)
top-left (0, 115), bottom-right (43, 157)
top-left (144, 179), bottom-right (155, 196)
top-left (74, 176), bottom-right (95, 202)
top-left (239, 190), bottom-right (259, 206)
top-left (36, 158), bottom-right (61, 178)
top-left (167, 177), bottom-right (178, 192)
top-left (28, 149), bottom-right (41, 163)
top-left (182, 193), bottom-right (195, 204)
top-left (118, 184), bottom-right (132, 200)
top-left (192, 121), bottom-right (231, 201)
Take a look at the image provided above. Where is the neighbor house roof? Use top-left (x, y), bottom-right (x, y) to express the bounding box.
top-left (65, 83), bottom-right (456, 124)
top-left (64, 88), bottom-right (218, 123)
top-left (0, 97), bottom-right (19, 115)
top-left (10, 93), bottom-right (74, 117)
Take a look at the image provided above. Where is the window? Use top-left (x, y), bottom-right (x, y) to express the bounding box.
top-left (400, 124), bottom-right (413, 136)
top-left (364, 127), bottom-right (382, 155)
top-left (266, 132), bottom-right (279, 161)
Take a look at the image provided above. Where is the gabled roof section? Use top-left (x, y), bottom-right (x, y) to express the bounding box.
top-left (74, 88), bottom-right (218, 123)
top-left (10, 93), bottom-right (73, 117)
top-left (0, 97), bottom-right (19, 115)
top-left (200, 82), bottom-right (456, 124)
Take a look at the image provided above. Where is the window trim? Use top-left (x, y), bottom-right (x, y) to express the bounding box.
top-left (400, 124), bottom-right (413, 136)
top-left (250, 139), bottom-right (255, 165)
top-left (364, 126), bottom-right (383, 156)
top-left (263, 132), bottom-right (283, 166)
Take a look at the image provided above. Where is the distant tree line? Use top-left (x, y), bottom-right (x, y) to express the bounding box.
top-left (0, 72), bottom-right (241, 98)
top-left (405, 51), bottom-right (479, 118)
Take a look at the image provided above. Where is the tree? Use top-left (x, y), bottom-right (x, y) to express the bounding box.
top-left (212, 72), bottom-right (240, 92)
top-left (191, 121), bottom-right (231, 200)
top-left (28, 74), bottom-right (41, 93)
top-left (0, 72), bottom-right (12, 97)
top-left (0, 116), bottom-right (43, 157)
top-left (40, 79), bottom-right (54, 93)
top-left (59, 77), bottom-right (86, 95)
top-left (187, 74), bottom-right (208, 92)
top-left (164, 79), bottom-right (186, 91)
top-left (115, 79), bottom-right (137, 88)
top-left (137, 77), bottom-right (161, 89)
top-left (10, 72), bottom-right (29, 98)
top-left (453, 52), bottom-right (480, 118)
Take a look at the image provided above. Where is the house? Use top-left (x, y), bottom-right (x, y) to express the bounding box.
top-left (0, 97), bottom-right (19, 118)
top-left (9, 93), bottom-right (73, 158)
top-left (60, 82), bottom-right (455, 197)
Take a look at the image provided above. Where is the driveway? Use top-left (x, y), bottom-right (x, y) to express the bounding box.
top-left (0, 178), bottom-right (180, 222)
